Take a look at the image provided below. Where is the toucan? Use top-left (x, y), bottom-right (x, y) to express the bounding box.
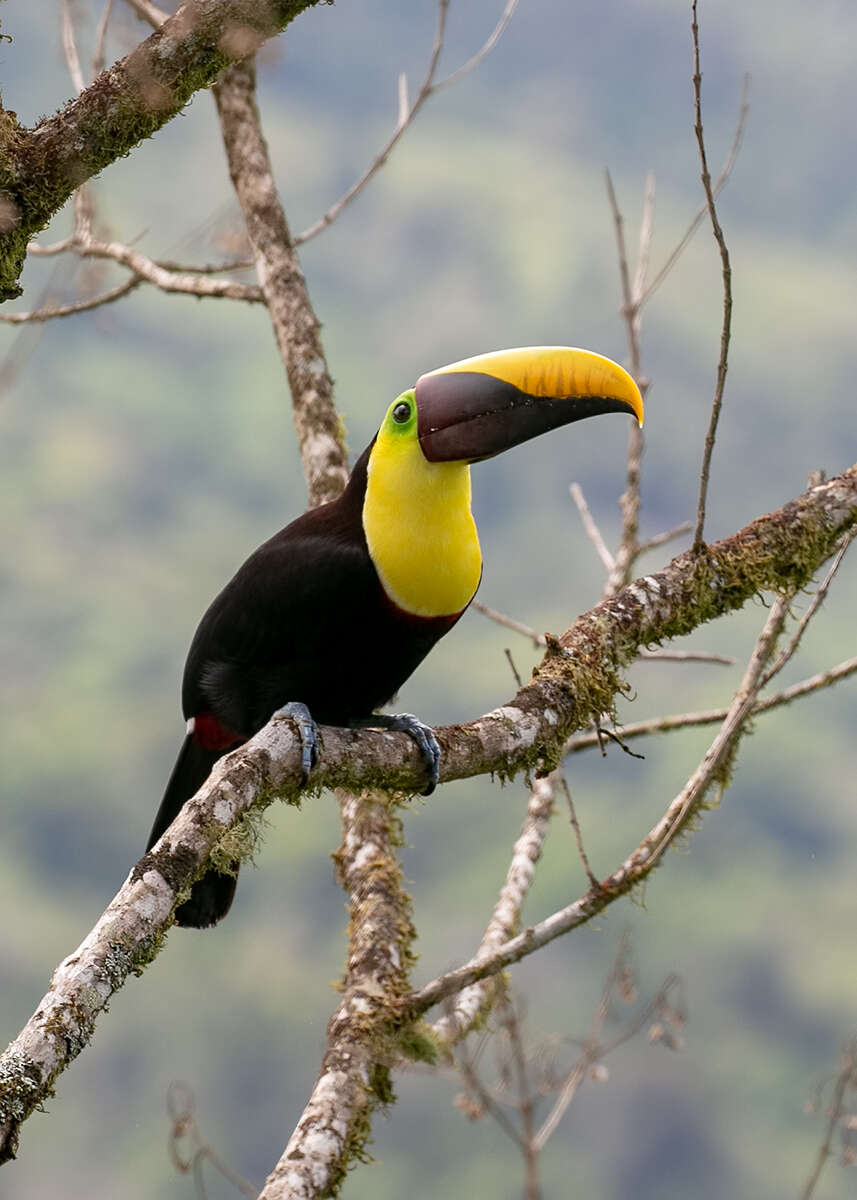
top-left (146, 346), bottom-right (644, 928)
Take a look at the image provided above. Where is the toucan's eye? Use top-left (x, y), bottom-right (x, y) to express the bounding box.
top-left (392, 401), bottom-right (411, 424)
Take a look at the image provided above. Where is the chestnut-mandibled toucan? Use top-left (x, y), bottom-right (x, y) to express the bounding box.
top-left (147, 346), bottom-right (644, 928)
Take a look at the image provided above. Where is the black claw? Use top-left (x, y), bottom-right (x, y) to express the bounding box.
top-left (274, 701), bottom-right (319, 783)
top-left (352, 711), bottom-right (441, 795)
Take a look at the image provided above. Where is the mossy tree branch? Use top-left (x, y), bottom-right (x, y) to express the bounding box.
top-left (260, 791), bottom-right (415, 1199)
top-left (0, 0), bottom-right (327, 301)
top-left (2, 459), bottom-right (855, 1165)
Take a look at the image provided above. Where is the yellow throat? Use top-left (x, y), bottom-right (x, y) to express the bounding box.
top-left (363, 413), bottom-right (482, 619)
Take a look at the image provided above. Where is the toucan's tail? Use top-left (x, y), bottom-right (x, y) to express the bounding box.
top-left (146, 735), bottom-right (238, 929)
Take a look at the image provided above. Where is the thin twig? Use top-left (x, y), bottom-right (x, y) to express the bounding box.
top-left (646, 593), bottom-right (787, 865)
top-left (800, 1041), bottom-right (857, 1200)
top-left (93, 0), bottom-right (115, 77)
top-left (504, 648), bottom-right (524, 690)
top-left (602, 169), bottom-right (647, 597)
top-left (639, 648), bottom-right (734, 665)
top-left (691, 0), bottom-right (734, 553)
top-left (565, 654), bottom-right (857, 755)
top-left (641, 75), bottom-right (749, 306)
top-left (61, 0), bottom-right (86, 95)
top-left (295, 0), bottom-right (450, 244)
top-left (295, 0), bottom-right (518, 244)
top-left (7, 240), bottom-right (257, 316)
top-left (632, 172), bottom-right (656, 306)
top-left (558, 774), bottom-right (599, 890)
top-left (75, 236), bottom-right (264, 300)
top-left (532, 940), bottom-right (627, 1151)
top-left (604, 170), bottom-right (635, 358)
top-left (761, 527), bottom-right (856, 686)
top-left (432, 775), bottom-right (557, 1046)
top-left (531, 942), bottom-right (683, 1153)
top-left (637, 520), bottom-right (693, 553)
top-left (167, 1082), bottom-right (259, 1200)
top-left (61, 0), bottom-right (98, 251)
top-left (0, 276), bottom-right (142, 322)
top-left (407, 596), bottom-right (795, 1019)
top-left (26, 238), bottom-right (74, 256)
top-left (456, 1035), bottom-right (527, 1150)
top-left (570, 482), bottom-right (615, 571)
top-left (26, 240), bottom-right (251, 275)
top-left (500, 994), bottom-right (541, 1200)
top-left (471, 598), bottom-right (547, 648)
top-left (592, 725), bottom-right (645, 761)
top-left (148, 255), bottom-right (254, 275)
top-left (434, 0), bottom-right (519, 91)
top-left (123, 0), bottom-right (169, 27)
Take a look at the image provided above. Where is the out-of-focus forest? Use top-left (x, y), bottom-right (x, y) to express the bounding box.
top-left (1, 2), bottom-right (856, 1196)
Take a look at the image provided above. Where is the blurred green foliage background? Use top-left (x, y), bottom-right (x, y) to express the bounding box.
top-left (1, 2), bottom-right (856, 1196)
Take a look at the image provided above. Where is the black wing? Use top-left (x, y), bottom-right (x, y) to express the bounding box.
top-left (182, 507), bottom-right (383, 733)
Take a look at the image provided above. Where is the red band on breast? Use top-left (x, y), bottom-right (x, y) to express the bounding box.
top-left (192, 710), bottom-right (245, 752)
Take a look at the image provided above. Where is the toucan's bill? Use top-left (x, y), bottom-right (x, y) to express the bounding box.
top-left (415, 345), bottom-right (643, 463)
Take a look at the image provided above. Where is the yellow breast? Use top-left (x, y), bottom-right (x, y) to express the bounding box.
top-left (362, 432), bottom-right (482, 618)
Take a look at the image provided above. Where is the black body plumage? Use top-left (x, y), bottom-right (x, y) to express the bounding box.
top-left (145, 345), bottom-right (643, 930)
top-left (146, 444), bottom-right (461, 927)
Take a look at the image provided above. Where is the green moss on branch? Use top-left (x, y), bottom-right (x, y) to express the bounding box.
top-left (0, 0), bottom-right (327, 301)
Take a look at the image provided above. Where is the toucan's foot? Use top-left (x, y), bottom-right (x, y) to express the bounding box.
top-left (273, 701), bottom-right (319, 783)
top-left (351, 712), bottom-right (441, 795)
top-left (390, 713), bottom-right (441, 795)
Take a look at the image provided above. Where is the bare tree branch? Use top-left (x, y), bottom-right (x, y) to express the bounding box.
top-left (800, 1041), bottom-right (857, 1200)
top-left (570, 481), bottom-right (616, 573)
top-left (406, 594), bottom-right (787, 1019)
top-left (4, 241), bottom-right (260, 320)
top-left (152, 254), bottom-right (254, 275)
top-left (295, 0), bottom-right (519, 245)
top-left (637, 520), bottom-right (693, 554)
top-left (644, 591), bottom-right (788, 864)
top-left (0, 0), bottom-right (327, 301)
top-left (691, 0), bottom-right (734, 552)
top-left (565, 654), bottom-right (857, 755)
top-left (471, 598), bottom-right (546, 648)
top-left (432, 775), bottom-right (557, 1047)
top-left (82, 236), bottom-right (263, 300)
top-left (0, 276), bottom-right (142, 322)
top-left (167, 1081), bottom-right (259, 1200)
top-left (259, 791), bottom-right (416, 1199)
top-left (638, 648), bottom-right (734, 664)
top-left (453, 940), bottom-right (684, 1195)
top-left (603, 169), bottom-right (647, 598)
top-left (93, 1), bottom-right (116, 79)
top-left (559, 773), bottom-right (600, 890)
top-left (2, 461), bottom-right (856, 1163)
top-left (25, 238), bottom-right (75, 257)
top-left (533, 954), bottom-right (683, 1152)
top-left (124, 0), bottom-right (170, 28)
top-left (437, 0), bottom-right (518, 89)
top-left (761, 526), bottom-right (856, 686)
top-left (212, 59), bottom-right (348, 506)
top-left (61, 0), bottom-right (87, 96)
top-left (641, 76), bottom-right (749, 306)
